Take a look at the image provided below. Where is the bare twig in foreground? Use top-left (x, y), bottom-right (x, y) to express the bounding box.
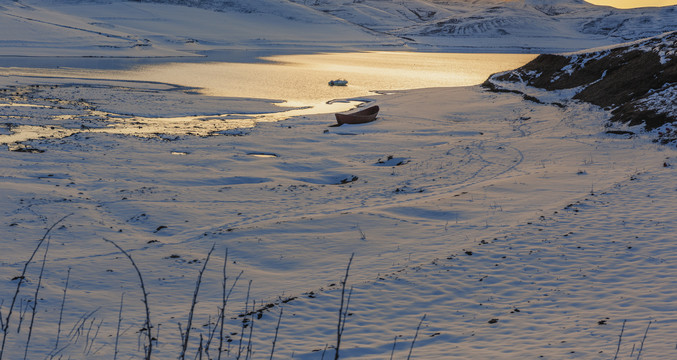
top-left (103, 238), bottom-right (153, 360)
top-left (613, 319), bottom-right (626, 360)
top-left (334, 253), bottom-right (354, 360)
top-left (53, 267), bottom-right (71, 355)
top-left (0, 214), bottom-right (71, 360)
top-left (237, 280), bottom-right (253, 360)
top-left (389, 336), bottom-right (398, 360)
top-left (269, 307), bottom-right (283, 360)
top-left (216, 249), bottom-right (243, 360)
top-left (179, 245), bottom-right (215, 360)
top-left (24, 240), bottom-right (50, 360)
top-left (636, 321), bottom-right (652, 360)
top-left (407, 314), bottom-right (426, 360)
top-left (114, 292), bottom-right (124, 360)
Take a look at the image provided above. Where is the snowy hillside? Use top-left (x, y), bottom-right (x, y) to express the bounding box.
top-left (2, 1), bottom-right (677, 359)
top-left (1, 0), bottom-right (676, 57)
top-left (237, 0), bottom-right (677, 49)
top-left (486, 30), bottom-right (677, 143)
top-left (0, 0), bottom-right (393, 58)
top-left (2, 29), bottom-right (677, 359)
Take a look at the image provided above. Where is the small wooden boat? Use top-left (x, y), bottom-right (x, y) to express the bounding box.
top-left (328, 79), bottom-right (348, 86)
top-left (334, 105), bottom-right (379, 125)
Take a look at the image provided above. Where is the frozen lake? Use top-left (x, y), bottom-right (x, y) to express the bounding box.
top-left (122, 51), bottom-right (537, 109)
top-left (1, 51), bottom-right (536, 143)
top-left (3, 51), bottom-right (536, 114)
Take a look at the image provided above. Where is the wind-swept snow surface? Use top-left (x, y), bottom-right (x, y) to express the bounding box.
top-left (2, 1), bottom-right (677, 359)
top-left (2, 60), bottom-right (677, 359)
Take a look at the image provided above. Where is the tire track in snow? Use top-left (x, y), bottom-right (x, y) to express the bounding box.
top-left (201, 140), bottom-right (525, 237)
top-left (4, 12), bottom-right (143, 44)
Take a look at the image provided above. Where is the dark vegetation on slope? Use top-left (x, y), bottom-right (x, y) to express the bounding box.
top-left (486, 31), bottom-right (677, 131)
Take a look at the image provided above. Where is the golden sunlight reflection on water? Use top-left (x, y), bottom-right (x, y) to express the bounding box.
top-left (0, 52), bottom-right (537, 143)
top-left (125, 52), bottom-right (537, 109)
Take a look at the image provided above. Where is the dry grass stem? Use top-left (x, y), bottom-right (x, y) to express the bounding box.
top-left (114, 292), bottom-right (124, 360)
top-left (217, 249), bottom-right (243, 360)
top-left (407, 314), bottom-right (426, 360)
top-left (237, 280), bottom-right (253, 360)
top-left (24, 240), bottom-right (50, 360)
top-left (613, 319), bottom-right (626, 360)
top-left (179, 245), bottom-right (215, 360)
top-left (636, 321), bottom-right (652, 360)
top-left (52, 267), bottom-right (71, 355)
top-left (103, 238), bottom-right (153, 360)
top-left (0, 214), bottom-right (71, 360)
top-left (334, 253), bottom-right (354, 360)
top-left (269, 307), bottom-right (283, 360)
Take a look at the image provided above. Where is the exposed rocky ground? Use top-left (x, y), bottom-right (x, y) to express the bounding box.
top-left (486, 30), bottom-right (677, 144)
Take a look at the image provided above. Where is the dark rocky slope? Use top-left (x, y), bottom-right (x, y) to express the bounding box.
top-left (485, 31), bottom-right (676, 143)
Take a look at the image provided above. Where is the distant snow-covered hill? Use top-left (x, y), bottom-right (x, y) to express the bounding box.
top-left (136, 0), bottom-right (675, 42)
top-left (280, 0), bottom-right (676, 48)
top-left (2, 0), bottom-right (675, 57)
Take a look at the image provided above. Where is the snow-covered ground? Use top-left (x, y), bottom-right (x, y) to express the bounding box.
top-left (1, 0), bottom-right (677, 359)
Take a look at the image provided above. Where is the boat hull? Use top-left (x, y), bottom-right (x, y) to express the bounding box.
top-left (334, 105), bottom-right (379, 125)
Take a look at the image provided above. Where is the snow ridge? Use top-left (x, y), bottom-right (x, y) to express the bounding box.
top-left (286, 0), bottom-right (676, 44)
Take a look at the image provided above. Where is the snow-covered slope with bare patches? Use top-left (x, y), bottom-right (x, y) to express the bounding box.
top-left (486, 30), bottom-right (677, 143)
